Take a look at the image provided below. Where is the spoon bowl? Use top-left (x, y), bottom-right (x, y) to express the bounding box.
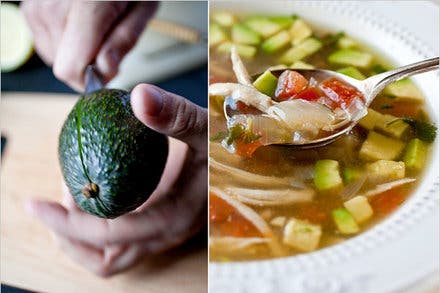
top-left (224, 57), bottom-right (439, 148)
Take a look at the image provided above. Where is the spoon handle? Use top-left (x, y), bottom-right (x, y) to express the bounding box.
top-left (362, 57), bottom-right (439, 105)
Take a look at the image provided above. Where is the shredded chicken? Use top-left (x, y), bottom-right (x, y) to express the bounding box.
top-left (226, 187), bottom-right (315, 206)
top-left (209, 83), bottom-right (276, 112)
top-left (209, 236), bottom-right (270, 254)
top-left (210, 158), bottom-right (300, 188)
top-left (231, 46), bottom-right (252, 86)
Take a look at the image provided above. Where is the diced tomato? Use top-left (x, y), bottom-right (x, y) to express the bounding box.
top-left (209, 192), bottom-right (262, 237)
top-left (235, 139), bottom-right (262, 158)
top-left (295, 87), bottom-right (322, 102)
top-left (236, 101), bottom-right (261, 114)
top-left (370, 188), bottom-right (405, 216)
top-left (320, 78), bottom-right (364, 109)
top-left (275, 70), bottom-right (309, 101)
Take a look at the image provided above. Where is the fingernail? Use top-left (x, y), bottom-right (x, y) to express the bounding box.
top-left (24, 200), bottom-right (36, 216)
top-left (97, 48), bottom-right (121, 78)
top-left (145, 87), bottom-right (164, 116)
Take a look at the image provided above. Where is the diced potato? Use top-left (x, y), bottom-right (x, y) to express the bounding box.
top-left (359, 108), bottom-right (383, 130)
top-left (289, 19), bottom-right (312, 45)
top-left (366, 160), bottom-right (405, 184)
top-left (375, 114), bottom-right (410, 139)
top-left (359, 131), bottom-right (405, 161)
top-left (212, 11), bottom-right (236, 27)
top-left (270, 216), bottom-right (286, 227)
top-left (343, 196), bottom-right (373, 223)
top-left (283, 218), bottom-right (322, 252)
top-left (359, 109), bottom-right (410, 139)
top-left (290, 61), bottom-right (315, 69)
top-left (384, 79), bottom-right (424, 103)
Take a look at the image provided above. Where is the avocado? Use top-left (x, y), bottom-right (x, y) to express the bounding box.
top-left (58, 89), bottom-right (168, 219)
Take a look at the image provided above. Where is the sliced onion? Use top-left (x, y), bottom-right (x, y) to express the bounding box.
top-left (209, 236), bottom-right (270, 251)
top-left (340, 173), bottom-right (367, 200)
top-left (360, 178), bottom-right (416, 198)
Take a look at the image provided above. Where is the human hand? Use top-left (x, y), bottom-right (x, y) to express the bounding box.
top-left (21, 0), bottom-right (158, 91)
top-left (26, 84), bottom-right (207, 277)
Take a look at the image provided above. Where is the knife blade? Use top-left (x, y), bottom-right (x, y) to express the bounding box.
top-left (84, 64), bottom-right (104, 94)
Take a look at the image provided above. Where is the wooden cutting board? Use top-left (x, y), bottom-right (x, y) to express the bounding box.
top-left (0, 93), bottom-right (207, 293)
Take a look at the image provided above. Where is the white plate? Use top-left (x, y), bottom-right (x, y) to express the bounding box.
top-left (209, 2), bottom-right (439, 292)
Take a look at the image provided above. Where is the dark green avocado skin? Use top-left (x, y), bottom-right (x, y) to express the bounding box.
top-left (58, 89), bottom-right (168, 219)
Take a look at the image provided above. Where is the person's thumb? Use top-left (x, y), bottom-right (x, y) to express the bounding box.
top-left (130, 84), bottom-right (207, 152)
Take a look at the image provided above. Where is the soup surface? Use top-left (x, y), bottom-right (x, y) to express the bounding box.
top-left (209, 12), bottom-right (437, 261)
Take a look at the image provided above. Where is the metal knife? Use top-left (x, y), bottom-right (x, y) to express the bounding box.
top-left (84, 64), bottom-right (104, 94)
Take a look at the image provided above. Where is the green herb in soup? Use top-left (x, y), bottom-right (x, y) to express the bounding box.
top-left (209, 12), bottom-right (437, 261)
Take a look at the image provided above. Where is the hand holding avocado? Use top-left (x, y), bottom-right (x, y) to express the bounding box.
top-left (27, 84), bottom-right (207, 276)
top-left (21, 1), bottom-right (158, 91)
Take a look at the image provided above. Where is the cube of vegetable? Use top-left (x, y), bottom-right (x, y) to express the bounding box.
top-left (366, 160), bottom-right (405, 184)
top-left (328, 49), bottom-right (373, 68)
top-left (290, 61), bottom-right (315, 69)
top-left (359, 131), bottom-right (405, 161)
top-left (336, 66), bottom-right (366, 80)
top-left (384, 78), bottom-right (424, 103)
top-left (403, 138), bottom-right (428, 171)
top-left (332, 208), bottom-right (360, 234)
top-left (342, 167), bottom-right (363, 184)
top-left (343, 196), bottom-right (373, 223)
top-left (314, 160), bottom-right (343, 192)
top-left (244, 16), bottom-right (282, 37)
top-left (212, 11), bottom-right (236, 27)
top-left (209, 23), bottom-right (227, 47)
top-left (253, 70), bottom-right (278, 97)
top-left (375, 114), bottom-right (410, 139)
top-left (337, 36), bottom-right (357, 49)
top-left (270, 216), bottom-right (286, 227)
top-left (262, 30), bottom-right (290, 54)
top-left (279, 38), bottom-right (322, 64)
top-left (359, 108), bottom-right (383, 130)
top-left (289, 19), bottom-right (312, 45)
top-left (283, 218), bottom-right (322, 252)
top-left (232, 24), bottom-right (261, 45)
top-left (270, 15), bottom-right (295, 29)
top-left (217, 42), bottom-right (257, 59)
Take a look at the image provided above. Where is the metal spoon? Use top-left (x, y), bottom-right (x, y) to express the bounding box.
top-left (224, 57), bottom-right (439, 149)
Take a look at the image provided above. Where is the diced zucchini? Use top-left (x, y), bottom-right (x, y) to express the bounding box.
top-left (332, 208), bottom-right (360, 234)
top-left (283, 218), bottom-right (322, 252)
top-left (359, 108), bottom-right (383, 130)
top-left (217, 42), bottom-right (257, 59)
top-left (337, 36), bottom-right (357, 49)
top-left (270, 16), bottom-right (295, 29)
top-left (289, 19), bottom-right (312, 45)
top-left (384, 78), bottom-right (424, 103)
top-left (328, 49), bottom-right (373, 68)
top-left (209, 23), bottom-right (227, 47)
top-left (343, 196), bottom-right (373, 223)
top-left (336, 66), bottom-right (366, 80)
top-left (342, 167), bottom-right (363, 184)
top-left (403, 138), bottom-right (428, 171)
top-left (375, 114), bottom-right (410, 139)
top-left (359, 131), bottom-right (405, 161)
top-left (279, 37), bottom-right (322, 64)
top-left (212, 11), bottom-right (236, 27)
top-left (366, 160), bottom-right (405, 184)
top-left (314, 159), bottom-right (343, 192)
top-left (231, 24), bottom-right (261, 45)
top-left (359, 109), bottom-right (410, 139)
top-left (270, 216), bottom-right (286, 227)
top-left (261, 30), bottom-right (290, 54)
top-left (290, 61), bottom-right (315, 69)
top-left (253, 70), bottom-right (278, 97)
top-left (244, 16), bottom-right (282, 37)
